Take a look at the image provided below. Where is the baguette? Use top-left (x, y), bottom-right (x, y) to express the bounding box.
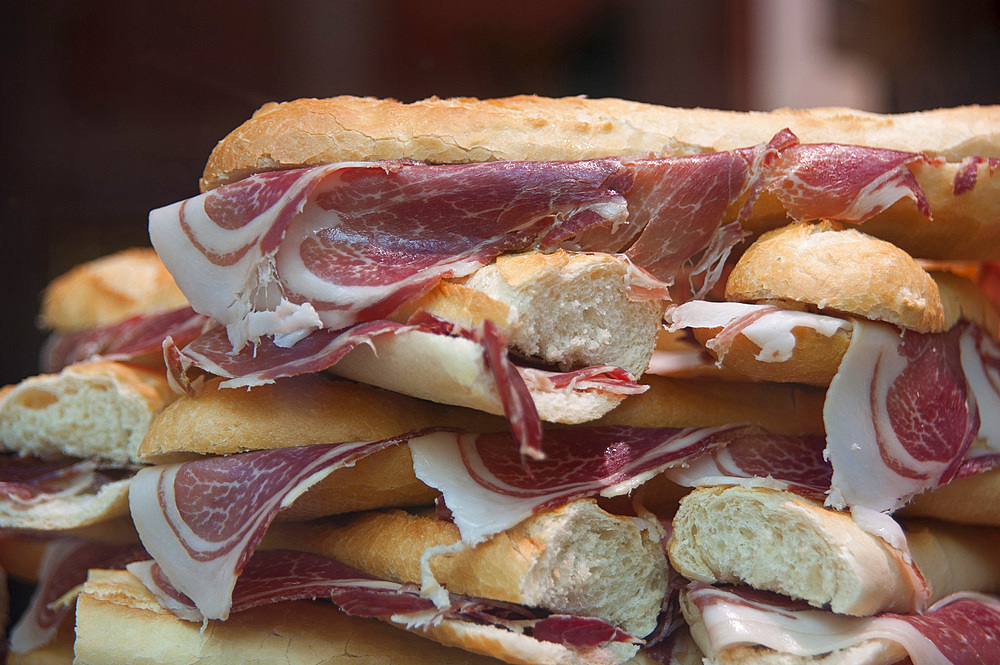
top-left (199, 96), bottom-right (1000, 260)
top-left (668, 485), bottom-right (1000, 616)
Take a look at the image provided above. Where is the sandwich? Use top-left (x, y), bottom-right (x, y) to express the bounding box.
top-left (4, 94), bottom-right (1000, 665)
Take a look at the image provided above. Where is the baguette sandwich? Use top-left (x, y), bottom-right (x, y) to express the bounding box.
top-left (5, 95), bottom-right (1000, 664)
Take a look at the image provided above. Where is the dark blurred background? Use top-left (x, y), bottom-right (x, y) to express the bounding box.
top-left (2, 0), bottom-right (999, 386)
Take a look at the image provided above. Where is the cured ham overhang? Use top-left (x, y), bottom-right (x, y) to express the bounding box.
top-left (148, 131), bottom-right (934, 356)
top-left (3, 533), bottom-right (146, 654)
top-left (683, 582), bottom-right (1000, 665)
top-left (666, 302), bottom-right (1000, 521)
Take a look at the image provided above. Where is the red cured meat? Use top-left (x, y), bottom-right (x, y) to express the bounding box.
top-left (41, 306), bottom-right (207, 373)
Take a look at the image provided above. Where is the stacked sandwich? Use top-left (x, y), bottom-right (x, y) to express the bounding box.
top-left (2, 95), bottom-right (1000, 665)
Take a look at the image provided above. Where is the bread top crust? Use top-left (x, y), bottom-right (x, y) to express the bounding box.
top-left (41, 248), bottom-right (188, 332)
top-left (726, 221), bottom-right (945, 332)
top-left (200, 95), bottom-right (1000, 191)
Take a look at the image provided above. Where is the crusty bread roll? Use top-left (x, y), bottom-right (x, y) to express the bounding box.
top-left (200, 97), bottom-right (1000, 191)
top-left (685, 223), bottom-right (999, 386)
top-left (668, 486), bottom-right (1000, 616)
top-left (40, 248), bottom-right (187, 333)
top-left (138, 375), bottom-right (509, 519)
top-left (0, 360), bottom-right (175, 465)
top-left (269, 499), bottom-right (668, 639)
top-left (74, 569), bottom-right (513, 665)
top-left (726, 221), bottom-right (944, 333)
top-left (449, 250), bottom-right (665, 378)
top-left (138, 374), bottom-right (504, 462)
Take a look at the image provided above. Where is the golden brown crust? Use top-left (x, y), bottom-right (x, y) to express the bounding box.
top-left (595, 374), bottom-right (827, 436)
top-left (201, 96), bottom-right (1000, 191)
top-left (200, 96), bottom-right (1000, 260)
top-left (899, 468), bottom-right (1000, 526)
top-left (138, 374), bottom-right (505, 462)
top-left (40, 248), bottom-right (187, 333)
top-left (686, 265), bottom-right (998, 387)
top-left (726, 221), bottom-right (944, 332)
top-left (691, 325), bottom-right (851, 387)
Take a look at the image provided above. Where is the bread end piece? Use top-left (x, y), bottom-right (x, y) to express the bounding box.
top-left (0, 361), bottom-right (174, 465)
top-left (40, 248), bottom-right (187, 333)
top-left (726, 221), bottom-right (944, 333)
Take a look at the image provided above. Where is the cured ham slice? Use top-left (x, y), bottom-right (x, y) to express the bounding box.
top-left (128, 549), bottom-right (639, 648)
top-left (662, 431), bottom-right (831, 501)
top-left (150, 160), bottom-right (633, 351)
top-left (825, 322), bottom-right (977, 515)
top-left (0, 457), bottom-right (121, 507)
top-left (5, 535), bottom-right (146, 654)
top-left (150, 135), bottom-right (933, 355)
top-left (41, 307), bottom-right (207, 373)
top-left (684, 582), bottom-right (1000, 665)
top-left (668, 303), bottom-right (996, 521)
top-left (128, 433), bottom-right (425, 620)
top-left (408, 425), bottom-right (756, 544)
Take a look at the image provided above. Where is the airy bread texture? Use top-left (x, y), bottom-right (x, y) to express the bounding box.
top-left (201, 96), bottom-right (1000, 191)
top-left (456, 250), bottom-right (664, 378)
top-left (74, 569), bottom-right (511, 665)
top-left (726, 221), bottom-right (944, 332)
top-left (271, 499), bottom-right (668, 639)
top-left (670, 486), bottom-right (1000, 619)
top-left (669, 487), bottom-right (923, 616)
top-left (40, 248), bottom-right (187, 333)
top-left (0, 361), bottom-right (175, 465)
top-left (397, 250), bottom-right (665, 378)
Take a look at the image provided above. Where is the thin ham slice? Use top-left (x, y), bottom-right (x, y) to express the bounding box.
top-left (685, 582), bottom-right (1000, 665)
top-left (128, 433), bottom-right (427, 620)
top-left (5, 534), bottom-right (146, 654)
top-left (165, 315), bottom-right (646, 460)
top-left (825, 322), bottom-right (977, 515)
top-left (0, 457), bottom-right (122, 507)
top-left (41, 307), bottom-right (208, 373)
